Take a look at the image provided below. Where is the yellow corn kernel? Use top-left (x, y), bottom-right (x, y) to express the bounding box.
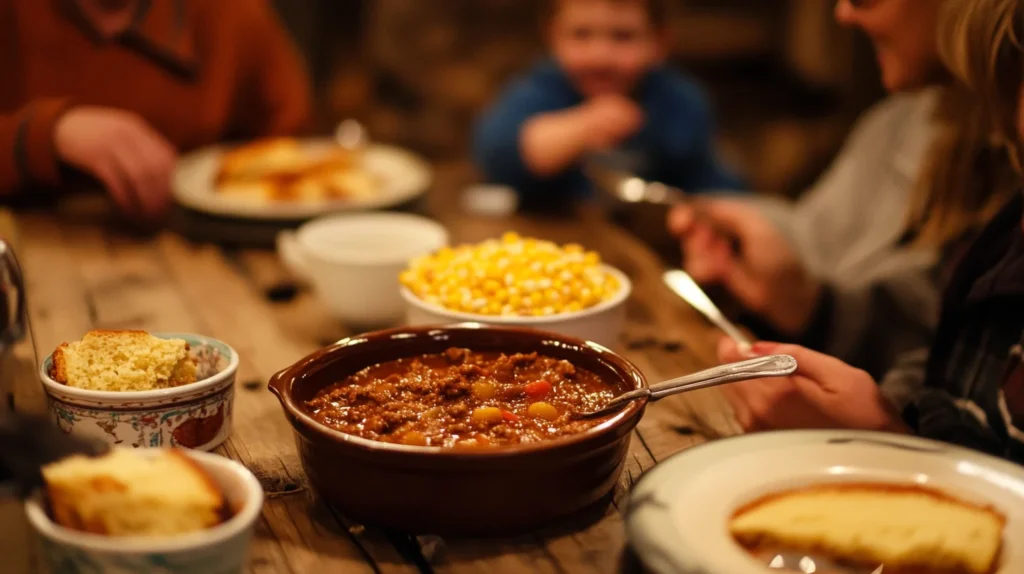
top-left (527, 402), bottom-right (559, 421)
top-left (472, 382), bottom-right (496, 400)
top-left (471, 406), bottom-right (503, 424)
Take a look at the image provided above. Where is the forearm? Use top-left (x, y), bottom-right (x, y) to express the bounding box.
top-left (520, 108), bottom-right (593, 178)
top-left (0, 99), bottom-right (73, 194)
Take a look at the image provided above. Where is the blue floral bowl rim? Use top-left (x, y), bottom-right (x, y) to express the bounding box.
top-left (38, 332), bottom-right (240, 403)
top-left (25, 449), bottom-right (263, 553)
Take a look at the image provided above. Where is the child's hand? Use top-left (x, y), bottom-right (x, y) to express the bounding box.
top-left (55, 106), bottom-right (177, 221)
top-left (717, 339), bottom-right (908, 433)
top-left (581, 94), bottom-right (644, 149)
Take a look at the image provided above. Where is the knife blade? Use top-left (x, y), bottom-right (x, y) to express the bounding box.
top-left (663, 269), bottom-right (753, 352)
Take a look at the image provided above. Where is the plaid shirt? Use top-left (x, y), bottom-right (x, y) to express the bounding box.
top-left (899, 192), bottom-right (1024, 463)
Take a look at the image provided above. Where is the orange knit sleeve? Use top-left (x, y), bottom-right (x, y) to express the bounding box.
top-left (0, 98), bottom-right (74, 195)
top-left (234, 1), bottom-right (312, 138)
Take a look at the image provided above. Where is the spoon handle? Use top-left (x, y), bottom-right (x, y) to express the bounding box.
top-left (648, 354), bottom-right (797, 400)
top-left (587, 354), bottom-right (797, 417)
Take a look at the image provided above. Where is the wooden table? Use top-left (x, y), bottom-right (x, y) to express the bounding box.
top-left (1, 162), bottom-right (740, 573)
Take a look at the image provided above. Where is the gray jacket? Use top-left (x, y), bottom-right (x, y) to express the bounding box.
top-left (751, 90), bottom-right (940, 379)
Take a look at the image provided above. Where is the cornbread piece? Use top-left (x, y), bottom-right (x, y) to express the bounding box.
top-left (51, 330), bottom-right (198, 392)
top-left (215, 137), bottom-right (309, 183)
top-left (215, 138), bottom-right (367, 203)
top-left (730, 484), bottom-right (1005, 574)
top-left (43, 448), bottom-right (228, 537)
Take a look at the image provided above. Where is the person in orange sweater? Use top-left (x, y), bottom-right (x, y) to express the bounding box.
top-left (0, 0), bottom-right (312, 220)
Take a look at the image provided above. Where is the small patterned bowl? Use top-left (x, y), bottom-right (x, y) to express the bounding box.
top-left (38, 333), bottom-right (239, 451)
top-left (25, 449), bottom-right (263, 574)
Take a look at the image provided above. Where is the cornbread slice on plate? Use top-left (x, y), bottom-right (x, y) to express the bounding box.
top-left (730, 483), bottom-right (1006, 574)
top-left (51, 330), bottom-right (198, 392)
top-left (43, 448), bottom-right (228, 536)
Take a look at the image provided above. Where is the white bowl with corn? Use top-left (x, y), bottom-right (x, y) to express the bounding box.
top-left (399, 233), bottom-right (630, 348)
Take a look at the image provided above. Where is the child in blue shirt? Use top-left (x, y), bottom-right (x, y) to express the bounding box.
top-left (473, 0), bottom-right (745, 207)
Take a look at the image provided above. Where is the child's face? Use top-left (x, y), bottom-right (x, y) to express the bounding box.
top-left (549, 0), bottom-right (666, 98)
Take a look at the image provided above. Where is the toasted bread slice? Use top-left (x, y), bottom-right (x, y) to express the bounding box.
top-left (51, 330), bottom-right (198, 392)
top-left (215, 137), bottom-right (308, 184)
top-left (43, 448), bottom-right (228, 537)
top-left (730, 483), bottom-right (1006, 574)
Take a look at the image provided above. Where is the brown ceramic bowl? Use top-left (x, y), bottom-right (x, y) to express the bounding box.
top-left (268, 323), bottom-right (648, 536)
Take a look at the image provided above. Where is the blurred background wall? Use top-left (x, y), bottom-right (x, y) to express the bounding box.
top-left (273, 0), bottom-right (886, 198)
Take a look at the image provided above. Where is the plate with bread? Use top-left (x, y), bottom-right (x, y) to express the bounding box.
top-left (173, 137), bottom-right (432, 220)
top-left (626, 430), bottom-right (1024, 574)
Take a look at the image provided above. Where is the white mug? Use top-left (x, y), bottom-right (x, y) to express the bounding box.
top-left (277, 212), bottom-right (449, 328)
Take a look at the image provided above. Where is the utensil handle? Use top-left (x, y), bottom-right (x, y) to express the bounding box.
top-left (648, 354), bottom-right (797, 400)
top-left (592, 354), bottom-right (798, 415)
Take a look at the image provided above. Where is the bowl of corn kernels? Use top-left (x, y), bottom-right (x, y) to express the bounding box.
top-left (399, 232), bottom-right (631, 348)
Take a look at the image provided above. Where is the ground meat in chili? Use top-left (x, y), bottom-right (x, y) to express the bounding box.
top-left (306, 348), bottom-right (621, 448)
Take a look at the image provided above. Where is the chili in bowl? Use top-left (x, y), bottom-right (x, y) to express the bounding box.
top-left (269, 323), bottom-right (647, 535)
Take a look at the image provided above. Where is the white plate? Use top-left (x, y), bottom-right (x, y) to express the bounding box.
top-left (173, 139), bottom-right (433, 220)
top-left (626, 430), bottom-right (1024, 574)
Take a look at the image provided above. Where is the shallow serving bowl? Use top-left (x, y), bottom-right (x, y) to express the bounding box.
top-left (268, 323), bottom-right (647, 535)
top-left (39, 333), bottom-right (239, 451)
top-left (25, 449), bottom-right (264, 574)
top-left (401, 265), bottom-right (631, 349)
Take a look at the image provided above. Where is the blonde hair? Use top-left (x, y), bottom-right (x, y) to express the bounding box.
top-left (907, 0), bottom-right (1023, 247)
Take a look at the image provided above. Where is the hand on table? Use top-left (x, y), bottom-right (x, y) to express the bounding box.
top-left (580, 94), bottom-right (644, 150)
top-left (717, 338), bottom-right (908, 433)
top-left (55, 106), bottom-right (177, 221)
top-left (667, 200), bottom-right (820, 336)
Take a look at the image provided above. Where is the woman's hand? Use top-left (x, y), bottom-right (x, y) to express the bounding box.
top-left (717, 338), bottom-right (908, 433)
top-left (54, 106), bottom-right (177, 220)
top-left (667, 200), bottom-right (821, 336)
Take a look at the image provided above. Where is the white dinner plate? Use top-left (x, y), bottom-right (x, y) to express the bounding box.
top-left (626, 430), bottom-right (1024, 574)
top-left (173, 139), bottom-right (433, 221)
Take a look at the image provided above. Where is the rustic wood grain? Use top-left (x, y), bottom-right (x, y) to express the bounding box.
top-left (3, 161), bottom-right (741, 573)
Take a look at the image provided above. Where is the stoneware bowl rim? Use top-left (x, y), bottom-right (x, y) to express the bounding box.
top-left (24, 449), bottom-right (263, 553)
top-left (269, 322), bottom-right (648, 458)
top-left (38, 332), bottom-right (240, 404)
top-left (400, 264), bottom-right (632, 325)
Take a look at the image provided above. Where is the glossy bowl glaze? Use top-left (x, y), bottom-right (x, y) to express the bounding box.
top-left (268, 323), bottom-right (647, 535)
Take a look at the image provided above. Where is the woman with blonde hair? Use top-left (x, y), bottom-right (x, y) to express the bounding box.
top-left (668, 0), bottom-right (1019, 383)
top-left (716, 0), bottom-right (1024, 463)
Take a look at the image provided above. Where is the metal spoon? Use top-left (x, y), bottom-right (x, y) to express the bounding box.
top-left (572, 354), bottom-right (796, 419)
top-left (664, 269), bottom-right (753, 353)
top-left (584, 160), bottom-right (686, 207)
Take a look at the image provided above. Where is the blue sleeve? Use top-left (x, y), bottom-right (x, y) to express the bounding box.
top-left (649, 73), bottom-right (746, 193)
top-left (472, 68), bottom-right (578, 201)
